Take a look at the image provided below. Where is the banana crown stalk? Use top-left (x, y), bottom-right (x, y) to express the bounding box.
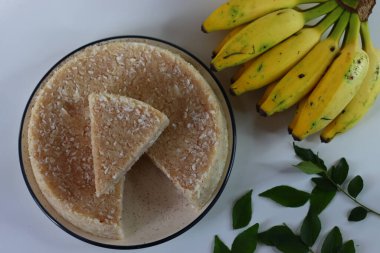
top-left (259, 11), bottom-right (351, 116)
top-left (291, 13), bottom-right (370, 141)
top-left (328, 10), bottom-right (351, 40)
top-left (211, 1), bottom-right (338, 71)
top-left (321, 21), bottom-right (380, 142)
top-left (202, 0), bottom-right (328, 33)
top-left (230, 6), bottom-right (343, 95)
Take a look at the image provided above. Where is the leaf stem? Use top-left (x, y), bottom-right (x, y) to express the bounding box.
top-left (324, 175), bottom-right (380, 217)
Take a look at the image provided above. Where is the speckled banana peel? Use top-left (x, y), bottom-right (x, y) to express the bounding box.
top-left (210, 1), bottom-right (338, 71)
top-left (212, 24), bottom-right (247, 58)
top-left (231, 6), bottom-right (343, 96)
top-left (257, 11), bottom-right (350, 116)
top-left (288, 97), bottom-right (308, 134)
top-left (321, 22), bottom-right (380, 143)
top-left (231, 61), bottom-right (252, 83)
top-left (202, 0), bottom-right (328, 33)
top-left (291, 14), bottom-right (370, 141)
top-left (257, 83), bottom-right (277, 112)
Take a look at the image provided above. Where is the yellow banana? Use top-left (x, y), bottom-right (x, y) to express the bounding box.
top-left (212, 24), bottom-right (247, 58)
top-left (202, 0), bottom-right (328, 33)
top-left (211, 1), bottom-right (337, 71)
top-left (230, 7), bottom-right (343, 96)
top-left (321, 22), bottom-right (380, 142)
top-left (258, 11), bottom-right (350, 116)
top-left (291, 14), bottom-right (370, 141)
top-left (231, 61), bottom-right (252, 83)
top-left (288, 98), bottom-right (308, 134)
top-left (257, 83), bottom-right (277, 110)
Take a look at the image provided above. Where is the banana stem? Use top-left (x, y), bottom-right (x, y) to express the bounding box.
top-left (303, 1), bottom-right (338, 22)
top-left (340, 0), bottom-right (360, 8)
top-left (315, 6), bottom-right (344, 33)
top-left (329, 11), bottom-right (351, 40)
top-left (344, 13), bottom-right (361, 47)
top-left (299, 0), bottom-right (328, 3)
top-left (360, 22), bottom-right (374, 51)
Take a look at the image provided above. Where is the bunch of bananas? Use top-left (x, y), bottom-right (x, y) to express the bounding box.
top-left (203, 0), bottom-right (379, 142)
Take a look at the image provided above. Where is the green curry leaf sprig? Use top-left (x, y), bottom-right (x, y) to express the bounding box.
top-left (212, 144), bottom-right (380, 253)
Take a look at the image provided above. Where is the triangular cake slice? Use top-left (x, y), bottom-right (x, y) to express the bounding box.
top-left (89, 93), bottom-right (169, 196)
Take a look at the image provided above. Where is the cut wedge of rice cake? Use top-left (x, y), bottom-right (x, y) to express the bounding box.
top-left (89, 93), bottom-right (169, 196)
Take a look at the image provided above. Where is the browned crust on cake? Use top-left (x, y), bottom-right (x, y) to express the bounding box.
top-left (28, 92), bottom-right (125, 239)
top-left (89, 93), bottom-right (169, 196)
top-left (28, 40), bottom-right (227, 238)
top-left (140, 51), bottom-right (228, 209)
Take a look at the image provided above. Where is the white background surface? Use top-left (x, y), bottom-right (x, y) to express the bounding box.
top-left (1, 0), bottom-right (379, 252)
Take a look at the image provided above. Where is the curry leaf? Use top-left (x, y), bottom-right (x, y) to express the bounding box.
top-left (321, 227), bottom-right (343, 253)
top-left (300, 211), bottom-right (321, 246)
top-left (339, 240), bottom-right (356, 253)
top-left (310, 184), bottom-right (336, 214)
top-left (331, 158), bottom-right (349, 185)
top-left (259, 186), bottom-right (310, 208)
top-left (213, 236), bottom-right (231, 253)
top-left (295, 161), bottom-right (325, 174)
top-left (311, 177), bottom-right (337, 192)
top-left (232, 190), bottom-right (253, 229)
top-left (258, 225), bottom-right (309, 253)
top-left (348, 207), bottom-right (368, 222)
top-left (231, 223), bottom-right (259, 253)
top-left (293, 143), bottom-right (327, 170)
top-left (347, 176), bottom-right (364, 198)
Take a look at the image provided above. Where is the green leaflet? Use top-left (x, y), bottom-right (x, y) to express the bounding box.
top-left (348, 206), bottom-right (368, 222)
top-left (339, 240), bottom-right (356, 253)
top-left (213, 236), bottom-right (231, 253)
top-left (347, 176), bottom-right (364, 198)
top-left (300, 211), bottom-right (321, 246)
top-left (331, 158), bottom-right (349, 185)
top-left (293, 143), bottom-right (327, 170)
top-left (258, 225), bottom-right (309, 253)
top-left (231, 224), bottom-right (259, 253)
top-left (259, 185), bottom-right (310, 208)
top-left (321, 227), bottom-right (343, 253)
top-left (311, 177), bottom-right (337, 192)
top-left (310, 184), bottom-right (336, 214)
top-left (295, 161), bottom-right (325, 174)
top-left (232, 190), bottom-right (253, 229)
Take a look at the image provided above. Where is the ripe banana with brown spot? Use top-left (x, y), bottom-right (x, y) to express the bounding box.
top-left (212, 24), bottom-right (246, 58)
top-left (211, 1), bottom-right (338, 71)
top-left (291, 14), bottom-right (370, 141)
top-left (231, 61), bottom-right (252, 83)
top-left (258, 11), bottom-right (350, 116)
top-left (202, 0), bottom-right (329, 33)
top-left (230, 6), bottom-right (343, 96)
top-left (257, 83), bottom-right (277, 112)
top-left (288, 98), bottom-right (308, 134)
top-left (321, 22), bottom-right (380, 142)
